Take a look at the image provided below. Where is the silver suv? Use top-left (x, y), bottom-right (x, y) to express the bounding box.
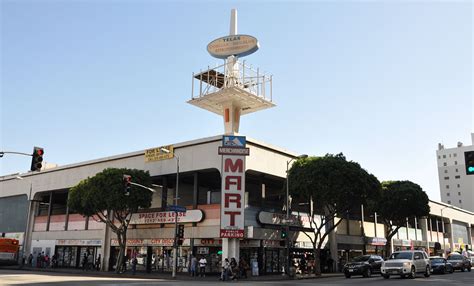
top-left (381, 250), bottom-right (431, 279)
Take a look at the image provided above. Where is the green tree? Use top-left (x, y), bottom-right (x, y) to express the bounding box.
top-left (68, 168), bottom-right (152, 273)
top-left (373, 180), bottom-right (430, 256)
top-left (289, 153), bottom-right (381, 275)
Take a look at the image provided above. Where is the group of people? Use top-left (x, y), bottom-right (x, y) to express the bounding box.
top-left (220, 257), bottom-right (250, 281)
top-left (188, 255), bottom-right (250, 281)
top-left (26, 252), bottom-right (57, 268)
top-left (189, 255), bottom-right (208, 277)
top-left (81, 252), bottom-right (101, 271)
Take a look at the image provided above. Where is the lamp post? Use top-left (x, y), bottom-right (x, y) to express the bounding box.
top-left (285, 154), bottom-right (307, 275)
top-left (160, 148), bottom-right (180, 278)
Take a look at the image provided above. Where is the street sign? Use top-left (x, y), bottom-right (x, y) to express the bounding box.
top-left (167, 205), bottom-right (187, 213)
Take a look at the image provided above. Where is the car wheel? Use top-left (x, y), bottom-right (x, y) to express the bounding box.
top-left (383, 274), bottom-right (390, 279)
top-left (363, 268), bottom-right (371, 278)
top-left (468, 265), bottom-right (472, 272)
top-left (424, 265), bottom-right (430, 277)
top-left (442, 266), bottom-right (446, 274)
top-left (450, 267), bottom-right (454, 273)
top-left (409, 266), bottom-right (416, 279)
top-left (344, 273), bottom-right (351, 278)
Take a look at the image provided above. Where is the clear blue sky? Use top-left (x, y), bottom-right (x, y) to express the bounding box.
top-left (1, 0), bottom-right (472, 201)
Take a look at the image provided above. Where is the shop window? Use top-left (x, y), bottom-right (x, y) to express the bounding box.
top-left (51, 191), bottom-right (68, 215)
top-left (37, 193), bottom-right (51, 216)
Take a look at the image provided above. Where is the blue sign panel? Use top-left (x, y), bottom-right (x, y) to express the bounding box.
top-left (222, 136), bottom-right (246, 148)
top-left (167, 205), bottom-right (187, 213)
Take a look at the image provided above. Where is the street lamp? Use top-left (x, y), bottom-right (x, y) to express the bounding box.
top-left (160, 147), bottom-right (180, 278)
top-left (285, 154), bottom-right (308, 275)
top-left (14, 176), bottom-right (32, 266)
top-left (440, 205), bottom-right (453, 257)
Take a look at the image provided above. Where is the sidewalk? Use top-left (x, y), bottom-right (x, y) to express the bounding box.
top-left (1, 265), bottom-right (343, 281)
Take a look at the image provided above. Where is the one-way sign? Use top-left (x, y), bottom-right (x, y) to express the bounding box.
top-left (167, 205), bottom-right (187, 213)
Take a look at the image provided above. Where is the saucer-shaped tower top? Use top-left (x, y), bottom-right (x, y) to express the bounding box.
top-left (188, 9), bottom-right (275, 135)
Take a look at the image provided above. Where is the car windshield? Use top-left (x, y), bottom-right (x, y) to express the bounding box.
top-left (447, 255), bottom-right (462, 260)
top-left (389, 252), bottom-right (413, 260)
top-left (430, 258), bottom-right (444, 263)
top-left (352, 255), bottom-right (370, 262)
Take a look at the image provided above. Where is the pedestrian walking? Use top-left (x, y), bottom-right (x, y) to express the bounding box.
top-left (190, 255), bottom-right (197, 277)
top-left (198, 256), bottom-right (207, 277)
top-left (82, 253), bottom-right (88, 271)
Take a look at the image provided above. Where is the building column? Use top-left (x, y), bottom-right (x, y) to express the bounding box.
top-left (420, 217), bottom-right (429, 254)
top-left (467, 226), bottom-right (472, 248)
top-left (222, 238), bottom-right (240, 262)
top-left (445, 218), bottom-right (454, 255)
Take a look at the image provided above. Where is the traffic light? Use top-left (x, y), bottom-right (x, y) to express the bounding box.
top-left (123, 174), bottom-right (132, 196)
top-left (281, 228), bottom-right (288, 239)
top-left (465, 151), bottom-right (474, 175)
top-left (30, 147), bottom-right (44, 171)
top-left (177, 224), bottom-right (185, 239)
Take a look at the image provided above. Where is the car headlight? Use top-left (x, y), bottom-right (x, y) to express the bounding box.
top-left (403, 262), bottom-right (411, 267)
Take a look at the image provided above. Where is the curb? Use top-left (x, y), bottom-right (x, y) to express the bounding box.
top-left (0, 266), bottom-right (344, 281)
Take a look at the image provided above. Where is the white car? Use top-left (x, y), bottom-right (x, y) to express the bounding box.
top-left (381, 250), bottom-right (431, 279)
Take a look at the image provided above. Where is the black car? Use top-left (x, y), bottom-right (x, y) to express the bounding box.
top-left (343, 255), bottom-right (383, 278)
top-left (430, 257), bottom-right (454, 274)
top-left (447, 254), bottom-right (472, 272)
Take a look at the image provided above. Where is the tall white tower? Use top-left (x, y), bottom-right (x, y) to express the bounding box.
top-left (188, 9), bottom-right (275, 134)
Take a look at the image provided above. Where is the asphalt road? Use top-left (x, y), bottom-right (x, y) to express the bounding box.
top-left (0, 269), bottom-right (473, 286)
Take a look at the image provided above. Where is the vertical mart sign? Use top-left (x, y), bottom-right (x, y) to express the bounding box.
top-left (219, 136), bottom-right (249, 238)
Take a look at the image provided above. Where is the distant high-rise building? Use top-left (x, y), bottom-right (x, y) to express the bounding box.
top-left (436, 133), bottom-right (474, 211)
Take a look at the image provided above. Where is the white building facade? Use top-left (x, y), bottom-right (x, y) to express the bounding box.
top-left (436, 133), bottom-right (474, 212)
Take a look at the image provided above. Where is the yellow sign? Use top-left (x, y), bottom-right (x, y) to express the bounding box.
top-left (145, 145), bottom-right (174, 162)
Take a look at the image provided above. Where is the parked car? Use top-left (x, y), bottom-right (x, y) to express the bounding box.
top-left (381, 250), bottom-right (431, 279)
top-left (429, 257), bottom-right (453, 274)
top-left (446, 253), bottom-right (472, 272)
top-left (343, 255), bottom-right (383, 278)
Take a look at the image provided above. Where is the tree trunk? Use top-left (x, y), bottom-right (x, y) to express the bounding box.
top-left (313, 247), bottom-right (321, 275)
top-left (115, 231), bottom-right (127, 274)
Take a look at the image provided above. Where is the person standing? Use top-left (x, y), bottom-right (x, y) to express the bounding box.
top-left (239, 257), bottom-right (248, 279)
top-left (82, 253), bottom-right (88, 271)
top-left (190, 255), bottom-right (197, 277)
top-left (222, 258), bottom-right (230, 281)
top-left (27, 254), bottom-right (33, 267)
top-left (198, 256), bottom-right (207, 277)
top-left (96, 254), bottom-right (101, 271)
top-left (131, 256), bottom-right (138, 275)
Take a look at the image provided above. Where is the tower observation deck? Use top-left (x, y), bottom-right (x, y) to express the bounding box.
top-left (187, 9), bottom-right (275, 134)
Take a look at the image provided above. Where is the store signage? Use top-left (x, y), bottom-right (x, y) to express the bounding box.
top-left (130, 209), bottom-right (203, 224)
top-left (198, 239), bottom-right (222, 246)
top-left (144, 145), bottom-right (174, 162)
top-left (218, 147), bottom-right (250, 156)
top-left (56, 239), bottom-right (102, 246)
top-left (257, 211), bottom-right (302, 226)
top-left (111, 238), bottom-right (190, 247)
top-left (369, 237), bottom-right (387, 246)
top-left (207, 34), bottom-right (259, 59)
top-left (263, 240), bottom-right (284, 248)
top-left (220, 136), bottom-right (246, 238)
